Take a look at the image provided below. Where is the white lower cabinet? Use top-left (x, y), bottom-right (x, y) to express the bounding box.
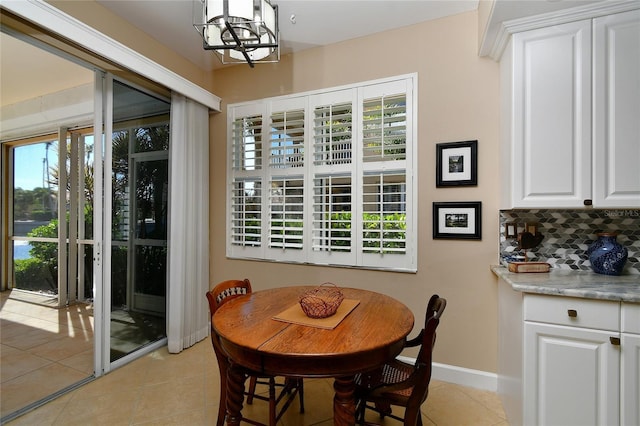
top-left (621, 303), bottom-right (640, 426)
top-left (524, 295), bottom-right (620, 426)
top-left (523, 322), bottom-right (619, 425)
top-left (498, 282), bottom-right (640, 425)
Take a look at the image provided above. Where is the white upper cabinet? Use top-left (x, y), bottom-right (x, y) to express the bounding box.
top-left (501, 9), bottom-right (640, 208)
top-left (593, 10), bottom-right (640, 207)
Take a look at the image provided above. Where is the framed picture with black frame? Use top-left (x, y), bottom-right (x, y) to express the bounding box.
top-left (433, 201), bottom-right (482, 240)
top-left (436, 140), bottom-right (477, 187)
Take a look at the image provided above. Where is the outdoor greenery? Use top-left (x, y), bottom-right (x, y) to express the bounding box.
top-left (13, 187), bottom-right (56, 221)
top-left (265, 211), bottom-right (406, 253)
top-left (14, 220), bottom-right (58, 293)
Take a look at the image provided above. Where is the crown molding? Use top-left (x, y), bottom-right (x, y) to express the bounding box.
top-left (483, 0), bottom-right (640, 61)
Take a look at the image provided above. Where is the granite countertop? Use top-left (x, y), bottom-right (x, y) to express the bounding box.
top-left (492, 266), bottom-right (640, 303)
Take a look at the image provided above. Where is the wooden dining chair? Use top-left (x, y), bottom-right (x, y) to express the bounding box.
top-left (354, 294), bottom-right (446, 426)
top-left (206, 279), bottom-right (304, 426)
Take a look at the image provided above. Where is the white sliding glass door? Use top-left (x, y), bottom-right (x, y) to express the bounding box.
top-left (105, 78), bottom-right (170, 365)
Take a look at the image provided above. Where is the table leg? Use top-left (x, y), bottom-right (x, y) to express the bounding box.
top-left (225, 363), bottom-right (247, 426)
top-left (333, 375), bottom-right (356, 426)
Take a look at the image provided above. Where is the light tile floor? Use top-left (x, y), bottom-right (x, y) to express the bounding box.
top-left (1, 288), bottom-right (164, 422)
top-left (6, 337), bottom-right (508, 426)
top-left (1, 290), bottom-right (95, 420)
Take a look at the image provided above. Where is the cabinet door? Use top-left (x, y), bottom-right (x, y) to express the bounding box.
top-left (524, 322), bottom-right (619, 426)
top-left (593, 10), bottom-right (640, 208)
top-left (512, 21), bottom-right (591, 207)
top-left (621, 332), bottom-right (640, 426)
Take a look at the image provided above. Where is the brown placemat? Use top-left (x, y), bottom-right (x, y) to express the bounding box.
top-left (272, 299), bottom-right (360, 329)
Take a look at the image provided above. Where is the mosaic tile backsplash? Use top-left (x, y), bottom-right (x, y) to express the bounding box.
top-left (499, 209), bottom-right (640, 275)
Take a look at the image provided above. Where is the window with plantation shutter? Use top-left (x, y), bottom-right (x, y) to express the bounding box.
top-left (227, 74), bottom-right (416, 272)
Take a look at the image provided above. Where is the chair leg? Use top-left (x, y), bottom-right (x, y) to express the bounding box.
top-left (355, 398), bottom-right (364, 424)
top-left (246, 376), bottom-right (258, 404)
top-left (216, 392), bottom-right (226, 426)
top-left (268, 377), bottom-right (277, 426)
top-left (297, 378), bottom-right (305, 413)
top-left (217, 362), bottom-right (228, 426)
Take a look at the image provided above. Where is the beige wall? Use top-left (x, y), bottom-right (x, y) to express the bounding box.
top-left (210, 11), bottom-right (501, 374)
top-left (47, 1), bottom-right (501, 374)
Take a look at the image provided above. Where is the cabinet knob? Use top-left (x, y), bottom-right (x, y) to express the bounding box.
top-left (610, 336), bottom-right (621, 346)
top-left (567, 309), bottom-right (578, 318)
top-left (583, 199), bottom-right (593, 206)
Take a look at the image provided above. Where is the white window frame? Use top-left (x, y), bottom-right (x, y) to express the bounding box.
top-left (226, 74), bottom-right (417, 272)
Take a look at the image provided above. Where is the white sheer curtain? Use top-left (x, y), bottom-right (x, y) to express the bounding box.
top-left (167, 92), bottom-right (210, 353)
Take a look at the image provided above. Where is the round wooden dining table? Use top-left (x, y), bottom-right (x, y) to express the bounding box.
top-left (213, 285), bottom-right (414, 426)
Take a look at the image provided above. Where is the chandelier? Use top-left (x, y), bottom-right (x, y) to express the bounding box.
top-left (194, 0), bottom-right (279, 67)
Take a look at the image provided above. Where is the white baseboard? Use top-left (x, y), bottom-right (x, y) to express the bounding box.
top-left (397, 356), bottom-right (498, 392)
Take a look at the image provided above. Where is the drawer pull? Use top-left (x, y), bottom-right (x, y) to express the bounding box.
top-left (610, 336), bottom-right (621, 346)
top-left (567, 309), bottom-right (578, 318)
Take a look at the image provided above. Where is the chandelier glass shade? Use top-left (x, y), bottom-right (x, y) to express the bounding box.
top-left (194, 0), bottom-right (279, 67)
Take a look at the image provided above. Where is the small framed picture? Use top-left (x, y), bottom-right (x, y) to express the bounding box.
top-left (436, 140), bottom-right (478, 187)
top-left (433, 201), bottom-right (482, 240)
top-left (504, 222), bottom-right (518, 239)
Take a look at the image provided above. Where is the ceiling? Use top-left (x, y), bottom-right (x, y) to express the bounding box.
top-left (95, 0), bottom-right (480, 71)
top-left (1, 0), bottom-right (606, 108)
top-left (95, 0), bottom-right (604, 71)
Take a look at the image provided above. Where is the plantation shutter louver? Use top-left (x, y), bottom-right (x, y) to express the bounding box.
top-left (232, 114), bottom-right (262, 171)
top-left (312, 175), bottom-right (352, 253)
top-left (362, 94), bottom-right (407, 162)
top-left (270, 109), bottom-right (305, 169)
top-left (230, 179), bottom-right (262, 247)
top-left (362, 172), bottom-right (407, 254)
top-left (269, 177), bottom-right (304, 250)
top-left (313, 102), bottom-right (353, 166)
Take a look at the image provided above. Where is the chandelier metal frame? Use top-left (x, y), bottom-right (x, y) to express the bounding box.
top-left (194, 0), bottom-right (279, 68)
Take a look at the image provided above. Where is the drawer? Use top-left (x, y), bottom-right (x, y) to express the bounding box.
top-left (524, 294), bottom-right (620, 331)
top-left (622, 303), bottom-right (640, 334)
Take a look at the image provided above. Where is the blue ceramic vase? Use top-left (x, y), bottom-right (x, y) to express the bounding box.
top-left (586, 232), bottom-right (628, 276)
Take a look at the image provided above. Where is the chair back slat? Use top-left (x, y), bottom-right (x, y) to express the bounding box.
top-left (207, 278), bottom-right (253, 314)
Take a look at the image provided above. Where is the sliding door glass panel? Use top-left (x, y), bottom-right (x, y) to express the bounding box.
top-left (110, 80), bottom-right (170, 362)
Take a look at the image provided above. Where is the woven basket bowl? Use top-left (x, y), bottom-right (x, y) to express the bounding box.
top-left (299, 283), bottom-right (345, 319)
